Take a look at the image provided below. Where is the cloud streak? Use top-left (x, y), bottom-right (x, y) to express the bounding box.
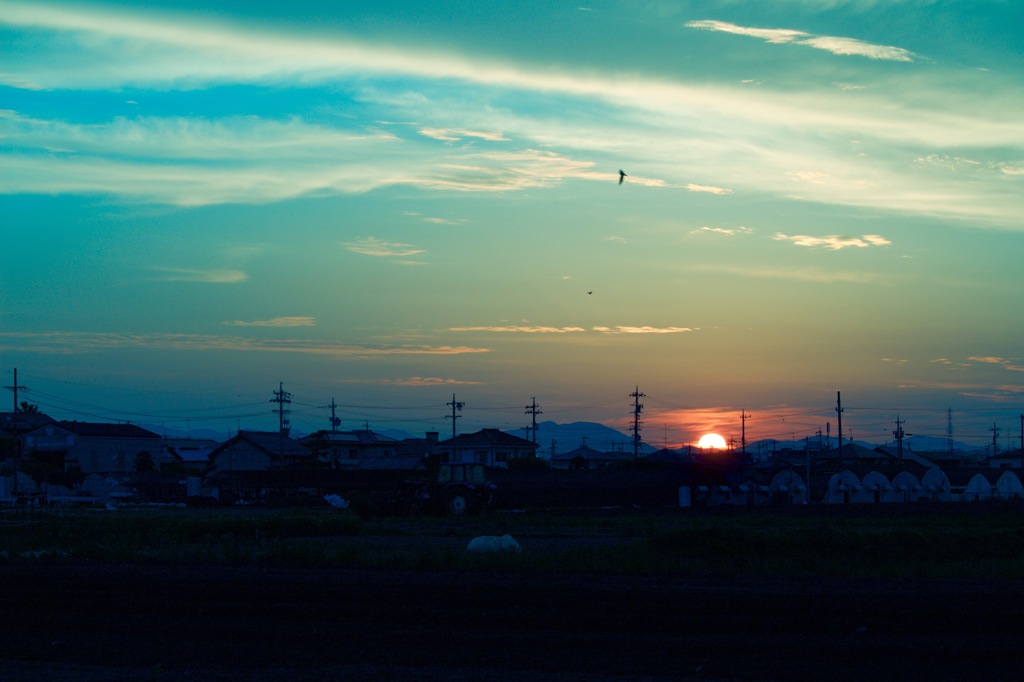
top-left (223, 317), bottom-right (316, 327)
top-left (450, 326), bottom-right (587, 334)
top-left (1, 3), bottom-right (1021, 227)
top-left (451, 326), bottom-right (693, 335)
top-left (774, 233), bottom-right (891, 250)
top-left (0, 331), bottom-right (490, 357)
top-left (344, 237), bottom-right (424, 258)
top-left (685, 20), bottom-right (915, 62)
top-left (151, 268), bottom-right (248, 283)
top-left (336, 377), bottom-right (484, 386)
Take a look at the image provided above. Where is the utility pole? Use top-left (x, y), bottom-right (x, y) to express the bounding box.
top-left (446, 393), bottom-right (464, 441)
top-left (4, 368), bottom-right (27, 413)
top-left (629, 386), bottom-right (645, 467)
top-left (893, 416), bottom-right (905, 464)
top-left (990, 422), bottom-right (1000, 456)
top-left (835, 391), bottom-right (844, 450)
top-left (740, 410), bottom-right (750, 455)
top-left (5, 368), bottom-right (28, 498)
top-left (270, 382), bottom-right (291, 435)
top-left (328, 398), bottom-right (341, 431)
top-left (524, 397), bottom-right (542, 444)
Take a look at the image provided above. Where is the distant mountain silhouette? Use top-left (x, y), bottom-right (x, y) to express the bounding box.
top-left (141, 424), bottom-right (228, 441)
top-left (508, 420), bottom-right (651, 456)
top-left (144, 421), bottom-right (990, 455)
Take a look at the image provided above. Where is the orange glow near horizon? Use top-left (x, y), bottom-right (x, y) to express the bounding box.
top-left (643, 405), bottom-right (832, 448)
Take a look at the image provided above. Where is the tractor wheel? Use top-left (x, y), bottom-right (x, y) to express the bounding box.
top-left (446, 492), bottom-right (469, 516)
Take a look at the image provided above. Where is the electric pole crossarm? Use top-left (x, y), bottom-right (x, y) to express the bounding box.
top-left (446, 394), bottom-right (464, 441)
top-left (525, 397), bottom-right (542, 444)
top-left (270, 382), bottom-right (292, 435)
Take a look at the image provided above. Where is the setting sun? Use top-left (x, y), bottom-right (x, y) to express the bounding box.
top-left (697, 433), bottom-right (727, 450)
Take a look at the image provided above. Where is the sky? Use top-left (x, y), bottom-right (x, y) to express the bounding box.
top-left (2, 0), bottom-right (1023, 451)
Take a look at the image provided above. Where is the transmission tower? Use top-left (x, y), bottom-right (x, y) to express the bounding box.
top-left (629, 386), bottom-right (646, 466)
top-left (524, 397), bottom-right (542, 444)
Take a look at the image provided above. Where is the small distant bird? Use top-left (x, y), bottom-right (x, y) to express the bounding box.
top-left (618, 170), bottom-right (627, 185)
top-left (587, 291), bottom-right (592, 295)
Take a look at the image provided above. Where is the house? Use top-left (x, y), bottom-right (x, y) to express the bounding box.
top-left (435, 428), bottom-right (537, 468)
top-left (23, 420), bottom-right (162, 475)
top-left (302, 429), bottom-right (402, 469)
top-left (160, 437), bottom-right (220, 473)
top-left (1, 410), bottom-right (56, 436)
top-left (985, 449), bottom-right (1024, 469)
top-left (206, 430), bottom-right (310, 474)
top-left (0, 411), bottom-right (57, 470)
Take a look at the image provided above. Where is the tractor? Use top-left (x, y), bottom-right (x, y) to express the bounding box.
top-left (389, 462), bottom-right (496, 516)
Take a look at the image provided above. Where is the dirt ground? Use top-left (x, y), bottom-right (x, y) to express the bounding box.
top-left (2, 556), bottom-right (1023, 682)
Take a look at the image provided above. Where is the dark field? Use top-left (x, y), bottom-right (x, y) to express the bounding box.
top-left (2, 505), bottom-right (1024, 681)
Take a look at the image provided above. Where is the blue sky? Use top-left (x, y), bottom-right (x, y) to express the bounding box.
top-left (2, 0), bottom-right (1023, 449)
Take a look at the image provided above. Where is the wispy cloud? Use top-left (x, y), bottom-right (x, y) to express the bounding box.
top-left (404, 211), bottom-right (465, 225)
top-left (418, 128), bottom-right (509, 142)
top-left (344, 237), bottom-right (424, 258)
top-left (0, 329), bottom-right (491, 356)
top-left (151, 267), bottom-right (248, 283)
top-left (968, 356), bottom-right (1024, 372)
top-left (336, 376), bottom-right (484, 386)
top-left (223, 316), bottom-right (316, 327)
top-left (688, 263), bottom-right (888, 284)
top-left (450, 325), bottom-right (692, 335)
top-left (969, 356), bottom-right (1010, 365)
top-left (685, 183), bottom-right (733, 195)
top-left (450, 326), bottom-right (587, 334)
top-left (693, 226), bottom-right (752, 236)
top-left (2, 4), bottom-right (1021, 226)
top-left (774, 233), bottom-right (891, 250)
top-left (408, 150), bottom-right (603, 192)
top-left (593, 326), bottom-right (693, 334)
top-left (0, 331), bottom-right (490, 357)
top-left (685, 20), bottom-right (915, 62)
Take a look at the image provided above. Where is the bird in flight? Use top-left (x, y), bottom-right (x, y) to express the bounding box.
top-left (587, 290), bottom-right (593, 295)
top-left (618, 170), bottom-right (627, 185)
